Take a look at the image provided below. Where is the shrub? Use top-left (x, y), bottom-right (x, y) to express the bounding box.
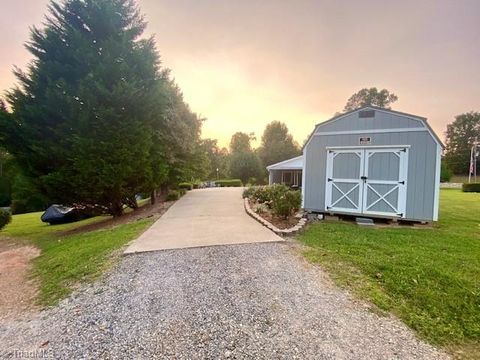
top-left (192, 182), bottom-right (203, 189)
top-left (178, 188), bottom-right (187, 196)
top-left (440, 162), bottom-right (452, 182)
top-left (0, 208), bottom-right (12, 230)
top-left (462, 183), bottom-right (480, 193)
top-left (178, 182), bottom-right (193, 190)
top-left (216, 179), bottom-right (243, 187)
top-left (244, 184), bottom-right (301, 218)
top-left (269, 185), bottom-right (302, 219)
top-left (166, 190), bottom-right (180, 201)
top-left (253, 186), bottom-right (272, 204)
top-left (242, 186), bottom-right (255, 199)
top-left (254, 203), bottom-right (268, 214)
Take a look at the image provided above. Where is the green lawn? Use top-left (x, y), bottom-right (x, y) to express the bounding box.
top-left (298, 189), bottom-right (480, 359)
top-left (0, 211), bottom-right (154, 306)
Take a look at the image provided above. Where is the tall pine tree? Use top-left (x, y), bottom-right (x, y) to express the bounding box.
top-left (2, 0), bottom-right (165, 216)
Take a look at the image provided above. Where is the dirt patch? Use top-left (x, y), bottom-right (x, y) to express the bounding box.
top-left (248, 199), bottom-right (300, 229)
top-left (0, 244), bottom-right (40, 321)
top-left (0, 199), bottom-right (175, 320)
top-left (60, 199), bottom-right (176, 237)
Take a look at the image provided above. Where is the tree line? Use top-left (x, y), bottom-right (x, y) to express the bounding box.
top-left (214, 121), bottom-right (301, 185)
top-left (0, 0), bottom-right (301, 216)
top-left (0, 0), bottom-right (476, 219)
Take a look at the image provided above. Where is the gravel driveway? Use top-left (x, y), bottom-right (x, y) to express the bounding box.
top-left (0, 242), bottom-right (448, 359)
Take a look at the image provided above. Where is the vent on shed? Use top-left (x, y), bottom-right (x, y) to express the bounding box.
top-left (359, 110), bottom-right (375, 118)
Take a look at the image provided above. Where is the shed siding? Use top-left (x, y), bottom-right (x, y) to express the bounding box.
top-left (304, 131), bottom-right (437, 221)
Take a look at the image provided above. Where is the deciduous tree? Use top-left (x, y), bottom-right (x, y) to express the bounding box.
top-left (228, 132), bottom-right (262, 184)
top-left (258, 121), bottom-right (300, 167)
top-left (343, 87), bottom-right (398, 112)
top-left (229, 132), bottom-right (255, 153)
top-left (444, 112), bottom-right (480, 174)
top-left (200, 139), bottom-right (229, 180)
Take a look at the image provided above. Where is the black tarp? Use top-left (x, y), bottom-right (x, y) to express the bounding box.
top-left (41, 205), bottom-right (87, 225)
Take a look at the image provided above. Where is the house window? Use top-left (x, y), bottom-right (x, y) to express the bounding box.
top-left (282, 170), bottom-right (302, 187)
top-left (282, 171), bottom-right (292, 185)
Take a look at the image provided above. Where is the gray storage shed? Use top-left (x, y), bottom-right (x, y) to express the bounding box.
top-left (302, 106), bottom-right (443, 222)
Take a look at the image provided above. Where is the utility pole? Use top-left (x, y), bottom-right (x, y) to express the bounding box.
top-left (476, 139), bottom-right (478, 183)
top-left (469, 138), bottom-right (479, 183)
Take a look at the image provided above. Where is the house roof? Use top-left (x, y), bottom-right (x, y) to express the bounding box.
top-left (302, 106), bottom-right (444, 150)
top-left (266, 155), bottom-right (303, 171)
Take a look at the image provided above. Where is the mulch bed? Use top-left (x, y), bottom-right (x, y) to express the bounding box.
top-left (248, 199), bottom-right (299, 229)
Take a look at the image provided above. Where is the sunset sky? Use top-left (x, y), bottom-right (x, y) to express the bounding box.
top-left (1, 0), bottom-right (479, 147)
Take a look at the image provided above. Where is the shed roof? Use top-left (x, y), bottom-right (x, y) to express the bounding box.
top-left (302, 106), bottom-right (444, 150)
top-left (266, 156), bottom-right (303, 171)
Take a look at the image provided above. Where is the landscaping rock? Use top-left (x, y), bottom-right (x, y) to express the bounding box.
top-left (245, 198), bottom-right (307, 236)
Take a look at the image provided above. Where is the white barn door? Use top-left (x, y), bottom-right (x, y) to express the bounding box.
top-left (325, 147), bottom-right (408, 218)
top-left (325, 149), bottom-right (364, 214)
top-left (362, 148), bottom-right (408, 218)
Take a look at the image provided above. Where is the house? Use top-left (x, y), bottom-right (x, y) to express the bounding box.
top-left (269, 106), bottom-right (443, 222)
top-left (267, 156), bottom-right (303, 187)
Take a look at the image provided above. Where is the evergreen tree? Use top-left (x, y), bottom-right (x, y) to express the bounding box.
top-left (1, 0), bottom-right (167, 216)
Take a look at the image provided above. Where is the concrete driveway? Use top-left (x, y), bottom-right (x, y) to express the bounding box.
top-left (124, 187), bottom-right (282, 253)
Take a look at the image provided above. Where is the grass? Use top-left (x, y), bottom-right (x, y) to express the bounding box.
top-left (0, 210), bottom-right (154, 306)
top-left (298, 189), bottom-right (480, 359)
top-left (1, 211), bottom-right (108, 241)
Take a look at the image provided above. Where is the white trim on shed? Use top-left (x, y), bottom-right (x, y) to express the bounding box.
top-left (433, 143), bottom-right (442, 221)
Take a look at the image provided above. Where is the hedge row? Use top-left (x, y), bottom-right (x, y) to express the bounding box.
top-left (462, 182), bottom-right (480, 193)
top-left (178, 182), bottom-right (193, 190)
top-left (215, 179), bottom-right (243, 187)
top-left (166, 188), bottom-right (187, 201)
